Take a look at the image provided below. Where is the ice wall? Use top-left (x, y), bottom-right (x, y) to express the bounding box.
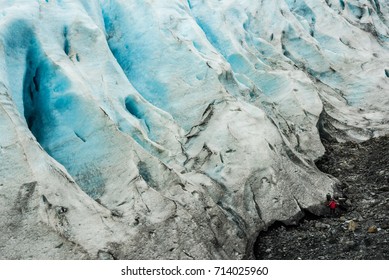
top-left (0, 0), bottom-right (388, 259)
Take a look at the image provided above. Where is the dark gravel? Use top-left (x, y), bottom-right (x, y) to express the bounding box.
top-left (254, 136), bottom-right (389, 260)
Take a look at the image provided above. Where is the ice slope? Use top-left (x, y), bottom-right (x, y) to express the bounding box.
top-left (0, 0), bottom-right (388, 259)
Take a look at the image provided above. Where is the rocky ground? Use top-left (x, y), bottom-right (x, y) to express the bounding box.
top-left (254, 136), bottom-right (389, 260)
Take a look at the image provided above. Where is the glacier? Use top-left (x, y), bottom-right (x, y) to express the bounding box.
top-left (0, 0), bottom-right (388, 259)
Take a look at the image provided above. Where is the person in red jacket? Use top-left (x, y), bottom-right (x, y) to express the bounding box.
top-left (327, 198), bottom-right (338, 216)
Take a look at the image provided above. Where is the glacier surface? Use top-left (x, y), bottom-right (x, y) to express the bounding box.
top-left (0, 0), bottom-right (388, 259)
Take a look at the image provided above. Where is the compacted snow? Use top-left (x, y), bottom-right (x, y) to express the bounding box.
top-left (0, 0), bottom-right (388, 259)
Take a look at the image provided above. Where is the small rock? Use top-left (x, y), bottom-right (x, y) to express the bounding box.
top-left (368, 225), bottom-right (378, 233)
top-left (315, 222), bottom-right (330, 229)
top-left (381, 223), bottom-right (389, 229)
top-left (352, 212), bottom-right (364, 222)
top-left (98, 250), bottom-right (115, 260)
top-left (55, 206), bottom-right (68, 215)
top-left (348, 220), bottom-right (357, 232)
top-left (265, 248), bottom-right (272, 253)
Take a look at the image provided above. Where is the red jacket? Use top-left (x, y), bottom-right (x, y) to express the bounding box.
top-left (328, 200), bottom-right (337, 209)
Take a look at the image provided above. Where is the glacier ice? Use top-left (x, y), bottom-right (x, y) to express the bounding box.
top-left (0, 0), bottom-right (388, 259)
